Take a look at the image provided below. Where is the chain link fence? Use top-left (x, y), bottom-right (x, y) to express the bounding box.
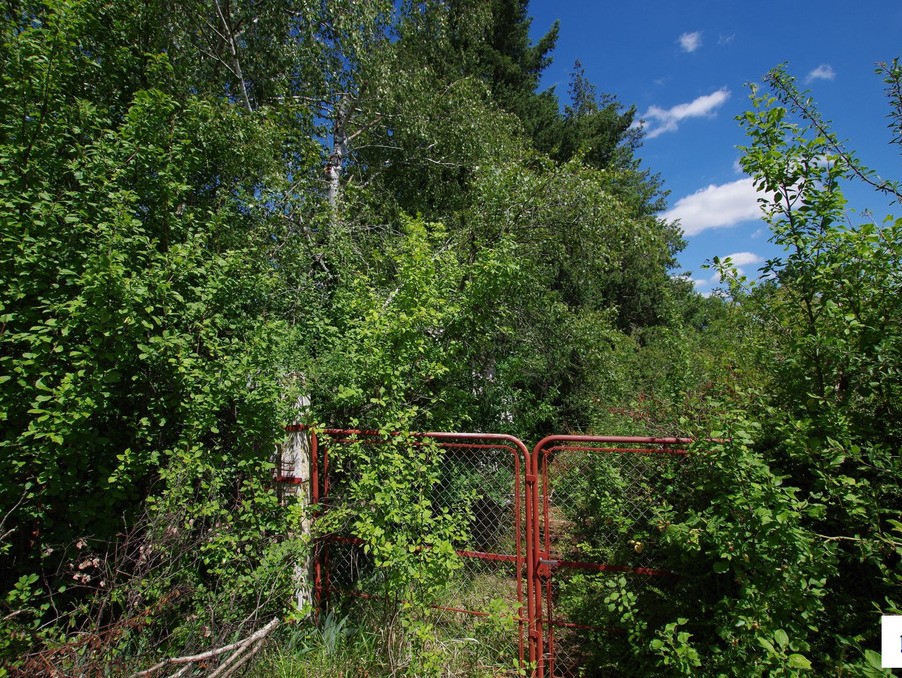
top-left (293, 429), bottom-right (694, 676)
top-left (310, 430), bottom-right (532, 673)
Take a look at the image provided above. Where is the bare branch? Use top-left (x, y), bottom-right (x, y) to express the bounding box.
top-left (213, 0), bottom-right (253, 112)
top-left (0, 488), bottom-right (28, 535)
top-left (130, 616), bottom-right (280, 677)
top-left (816, 533), bottom-right (902, 548)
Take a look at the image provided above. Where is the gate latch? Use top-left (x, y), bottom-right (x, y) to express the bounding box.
top-left (537, 558), bottom-right (558, 577)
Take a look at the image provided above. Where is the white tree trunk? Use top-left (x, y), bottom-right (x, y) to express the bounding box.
top-left (213, 0), bottom-right (253, 113)
top-left (326, 96), bottom-right (350, 212)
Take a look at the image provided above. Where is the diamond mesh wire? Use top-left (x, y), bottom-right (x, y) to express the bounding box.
top-left (432, 443), bottom-right (523, 557)
top-left (310, 431), bottom-right (690, 676)
top-left (313, 433), bottom-right (528, 670)
top-left (537, 442), bottom-right (687, 677)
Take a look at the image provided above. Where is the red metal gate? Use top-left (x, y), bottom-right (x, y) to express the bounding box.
top-left (281, 428), bottom-right (692, 676)
top-left (530, 435), bottom-right (690, 677)
top-left (306, 429), bottom-right (536, 671)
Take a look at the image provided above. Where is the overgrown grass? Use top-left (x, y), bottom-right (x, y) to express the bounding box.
top-left (250, 613), bottom-right (381, 677)
top-left (250, 572), bottom-right (525, 678)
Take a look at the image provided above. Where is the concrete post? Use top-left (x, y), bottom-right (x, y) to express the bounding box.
top-left (277, 394), bottom-right (313, 612)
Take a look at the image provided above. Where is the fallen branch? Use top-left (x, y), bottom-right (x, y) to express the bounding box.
top-left (131, 616), bottom-right (280, 677)
top-left (208, 632), bottom-right (268, 678)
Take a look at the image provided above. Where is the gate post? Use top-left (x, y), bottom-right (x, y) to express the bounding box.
top-left (523, 463), bottom-right (541, 677)
top-left (277, 395), bottom-right (313, 613)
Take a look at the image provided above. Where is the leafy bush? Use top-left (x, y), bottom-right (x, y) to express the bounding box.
top-left (0, 3), bottom-right (315, 667)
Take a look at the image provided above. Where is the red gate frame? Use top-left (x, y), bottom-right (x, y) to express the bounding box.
top-left (278, 428), bottom-right (694, 677)
top-left (295, 428), bottom-right (537, 668)
top-left (529, 435), bottom-right (691, 677)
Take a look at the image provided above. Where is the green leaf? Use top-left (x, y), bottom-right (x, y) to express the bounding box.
top-left (758, 637), bottom-right (776, 654)
top-left (774, 629), bottom-right (789, 649)
top-left (787, 653), bottom-right (811, 669)
top-left (863, 649), bottom-right (883, 670)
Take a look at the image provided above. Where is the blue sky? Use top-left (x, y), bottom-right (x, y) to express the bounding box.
top-left (527, 1), bottom-right (902, 293)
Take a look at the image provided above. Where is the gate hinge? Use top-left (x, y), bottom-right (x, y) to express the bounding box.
top-left (525, 473), bottom-right (538, 484)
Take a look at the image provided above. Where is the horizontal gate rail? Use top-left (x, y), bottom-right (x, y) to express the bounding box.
top-left (538, 557), bottom-right (676, 578)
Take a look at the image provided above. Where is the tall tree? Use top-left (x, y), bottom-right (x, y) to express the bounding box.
top-left (447, 0), bottom-right (560, 144)
top-left (556, 62), bottom-right (667, 214)
top-left (721, 63), bottom-right (902, 672)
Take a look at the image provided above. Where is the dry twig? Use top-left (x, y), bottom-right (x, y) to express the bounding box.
top-left (130, 616), bottom-right (280, 677)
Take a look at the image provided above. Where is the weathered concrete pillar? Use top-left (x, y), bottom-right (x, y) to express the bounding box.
top-left (277, 394), bottom-right (313, 612)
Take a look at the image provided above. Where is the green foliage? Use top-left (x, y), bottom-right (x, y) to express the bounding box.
top-left (653, 412), bottom-right (830, 675)
top-left (529, 57), bottom-right (902, 673)
top-left (303, 218), bottom-right (476, 669)
top-left (649, 618), bottom-right (701, 675)
top-left (254, 613), bottom-right (380, 677)
top-left (738, 70), bottom-right (902, 439)
top-left (310, 217), bottom-right (462, 429)
top-left (4, 0), bottom-right (824, 674)
top-left (879, 58), bottom-right (902, 154)
top-left (444, 155), bottom-right (681, 439)
top-left (445, 0), bottom-right (560, 144)
top-left (0, 0), bottom-right (320, 668)
top-left (0, 78), bottom-right (291, 535)
top-left (694, 62), bottom-right (902, 673)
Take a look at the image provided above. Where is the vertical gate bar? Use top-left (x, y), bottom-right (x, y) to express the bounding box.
top-left (531, 442), bottom-right (545, 678)
top-left (543, 448), bottom-right (552, 678)
top-left (521, 446), bottom-right (536, 673)
top-left (310, 432), bottom-right (322, 617)
top-left (524, 459), bottom-right (535, 671)
top-left (513, 451), bottom-right (525, 669)
top-left (309, 431), bottom-right (319, 504)
top-left (545, 573), bottom-right (555, 677)
top-left (516, 452), bottom-right (524, 668)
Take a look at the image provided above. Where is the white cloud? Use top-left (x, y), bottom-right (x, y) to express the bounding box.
top-left (717, 33), bottom-right (735, 46)
top-left (722, 251), bottom-right (762, 267)
top-left (663, 177), bottom-right (761, 236)
top-left (806, 64), bottom-right (836, 82)
top-left (672, 273), bottom-right (712, 290)
top-left (679, 31), bottom-right (702, 53)
top-left (637, 88), bottom-right (731, 139)
top-left (711, 251), bottom-right (763, 280)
